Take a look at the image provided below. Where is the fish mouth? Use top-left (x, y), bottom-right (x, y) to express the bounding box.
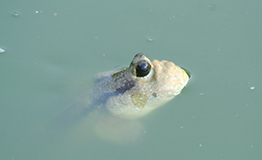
top-left (180, 67), bottom-right (191, 78)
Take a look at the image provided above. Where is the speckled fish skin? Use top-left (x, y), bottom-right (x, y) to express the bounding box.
top-left (56, 53), bottom-right (189, 125)
top-left (104, 53), bottom-right (189, 119)
top-left (70, 53), bottom-right (190, 121)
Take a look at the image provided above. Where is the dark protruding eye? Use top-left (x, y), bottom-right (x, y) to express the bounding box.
top-left (136, 60), bottom-right (151, 77)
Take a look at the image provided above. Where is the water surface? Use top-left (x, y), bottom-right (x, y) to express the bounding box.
top-left (1, 0), bottom-right (261, 160)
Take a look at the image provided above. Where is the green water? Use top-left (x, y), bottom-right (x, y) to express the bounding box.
top-left (1, 0), bottom-right (261, 159)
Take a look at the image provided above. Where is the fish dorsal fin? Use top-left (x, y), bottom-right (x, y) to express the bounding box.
top-left (94, 71), bottom-right (114, 83)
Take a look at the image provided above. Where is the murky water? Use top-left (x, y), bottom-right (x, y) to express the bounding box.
top-left (1, 0), bottom-right (261, 160)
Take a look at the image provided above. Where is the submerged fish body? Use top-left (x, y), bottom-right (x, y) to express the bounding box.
top-left (55, 53), bottom-right (190, 144)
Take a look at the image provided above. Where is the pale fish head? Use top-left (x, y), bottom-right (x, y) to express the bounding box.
top-left (107, 53), bottom-right (190, 119)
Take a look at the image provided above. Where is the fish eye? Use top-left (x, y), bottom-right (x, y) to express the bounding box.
top-left (136, 60), bottom-right (151, 77)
